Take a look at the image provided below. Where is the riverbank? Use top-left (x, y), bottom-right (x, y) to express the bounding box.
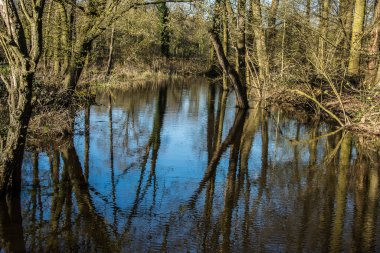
top-left (268, 83), bottom-right (380, 136)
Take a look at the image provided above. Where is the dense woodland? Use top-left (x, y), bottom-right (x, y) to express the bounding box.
top-left (0, 0), bottom-right (380, 194)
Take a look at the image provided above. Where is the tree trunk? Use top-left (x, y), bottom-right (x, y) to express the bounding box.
top-left (106, 25), bottom-right (115, 76)
top-left (58, 1), bottom-right (70, 75)
top-left (251, 0), bottom-right (269, 80)
top-left (367, 0), bottom-right (380, 85)
top-left (268, 0), bottom-right (280, 64)
top-left (0, 0), bottom-right (45, 194)
top-left (337, 0), bottom-right (354, 70)
top-left (237, 0), bottom-right (247, 86)
top-left (319, 0), bottom-right (331, 64)
top-left (64, 39), bottom-right (93, 92)
top-left (209, 31), bottom-right (249, 108)
top-left (53, 5), bottom-right (62, 75)
top-left (158, 3), bottom-right (170, 58)
top-left (348, 0), bottom-right (366, 76)
top-left (0, 72), bottom-right (33, 194)
top-left (222, 0), bottom-right (229, 90)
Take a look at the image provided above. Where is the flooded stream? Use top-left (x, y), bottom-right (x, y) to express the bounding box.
top-left (2, 78), bottom-right (380, 252)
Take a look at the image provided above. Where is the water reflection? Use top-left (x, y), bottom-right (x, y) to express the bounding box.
top-left (2, 78), bottom-right (380, 252)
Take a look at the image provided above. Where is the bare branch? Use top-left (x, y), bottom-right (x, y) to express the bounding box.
top-left (19, 0), bottom-right (33, 23)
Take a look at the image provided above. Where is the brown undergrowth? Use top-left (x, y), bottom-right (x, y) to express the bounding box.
top-left (267, 83), bottom-right (380, 136)
top-left (0, 83), bottom-right (95, 146)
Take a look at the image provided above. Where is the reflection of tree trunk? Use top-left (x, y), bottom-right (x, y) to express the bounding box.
top-left (192, 110), bottom-right (247, 201)
top-left (330, 133), bottom-right (351, 252)
top-left (145, 86), bottom-right (167, 205)
top-left (0, 191), bottom-right (26, 253)
top-left (64, 171), bottom-right (74, 250)
top-left (202, 159), bottom-right (217, 252)
top-left (47, 151), bottom-right (68, 252)
top-left (215, 90), bottom-right (228, 150)
top-left (352, 155), bottom-right (366, 252)
top-left (203, 84), bottom-right (218, 251)
top-left (31, 152), bottom-right (39, 251)
top-left (61, 142), bottom-right (116, 251)
top-left (260, 110), bottom-right (269, 193)
top-left (294, 123), bottom-right (301, 185)
top-left (297, 122), bottom-right (319, 253)
top-left (207, 84), bottom-right (216, 161)
top-left (109, 95), bottom-right (117, 228)
top-left (250, 110), bottom-right (269, 223)
top-left (84, 105), bottom-right (90, 182)
top-left (222, 117), bottom-right (245, 253)
top-left (124, 86), bottom-right (168, 230)
top-left (362, 161), bottom-right (379, 252)
top-left (238, 106), bottom-right (260, 250)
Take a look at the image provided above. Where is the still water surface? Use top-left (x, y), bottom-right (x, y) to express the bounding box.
top-left (3, 78), bottom-right (380, 252)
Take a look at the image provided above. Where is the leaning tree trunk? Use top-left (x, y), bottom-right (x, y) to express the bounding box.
top-left (209, 31), bottom-right (249, 109)
top-left (64, 38), bottom-right (93, 93)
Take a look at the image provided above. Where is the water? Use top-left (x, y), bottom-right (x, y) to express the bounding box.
top-left (2, 78), bottom-right (380, 252)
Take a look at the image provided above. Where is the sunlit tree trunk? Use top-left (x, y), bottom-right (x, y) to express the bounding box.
top-left (268, 0), bottom-right (280, 64)
top-left (336, 0), bottom-right (354, 70)
top-left (367, 0), bottom-right (380, 85)
top-left (348, 0), bottom-right (366, 76)
top-left (251, 0), bottom-right (269, 80)
top-left (318, 0), bottom-right (330, 64)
